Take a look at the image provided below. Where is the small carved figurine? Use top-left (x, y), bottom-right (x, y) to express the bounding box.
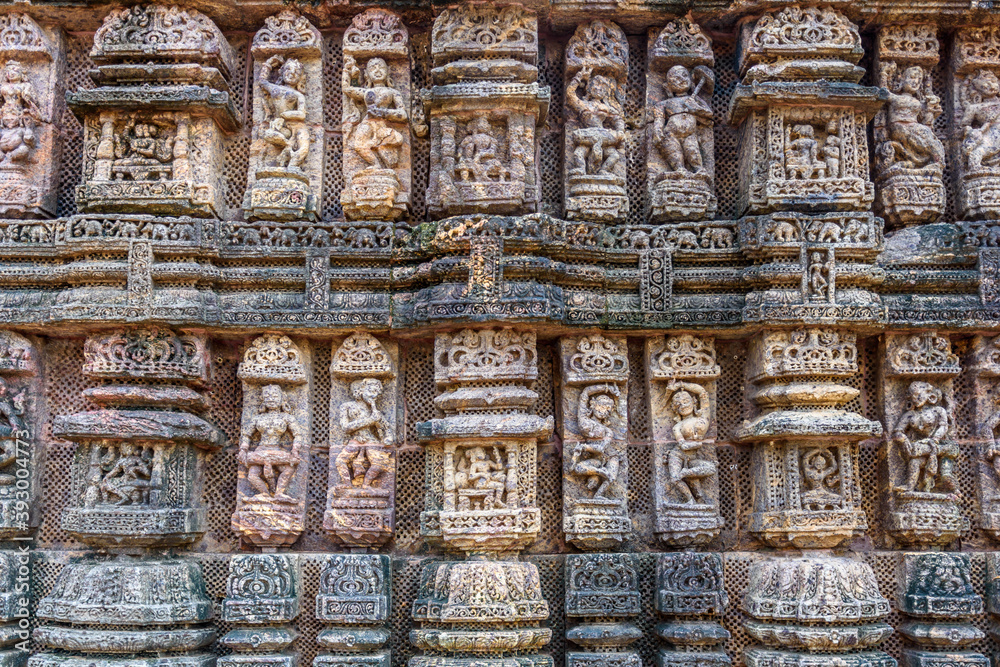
top-left (335, 377), bottom-right (392, 492)
top-left (258, 56), bottom-right (309, 173)
top-left (571, 384), bottom-right (622, 499)
top-left (652, 65), bottom-right (713, 176)
top-left (239, 383), bottom-right (304, 504)
top-left (665, 381), bottom-right (715, 505)
top-left (893, 381), bottom-right (957, 494)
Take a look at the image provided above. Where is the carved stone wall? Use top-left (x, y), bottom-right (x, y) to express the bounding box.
top-left (19, 3), bottom-right (1000, 667)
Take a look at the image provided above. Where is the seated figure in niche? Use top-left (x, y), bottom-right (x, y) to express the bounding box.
top-left (239, 384), bottom-right (304, 504)
top-left (784, 124), bottom-right (826, 180)
top-left (566, 66), bottom-right (625, 178)
top-left (456, 116), bottom-right (509, 183)
top-left (571, 384), bottom-right (622, 499)
top-left (651, 65), bottom-right (713, 177)
top-left (98, 443), bottom-right (152, 506)
top-left (259, 55), bottom-right (310, 173)
top-left (454, 446), bottom-right (507, 510)
top-left (666, 381), bottom-right (716, 505)
top-left (342, 55), bottom-right (407, 171)
top-left (800, 447), bottom-right (844, 511)
top-left (335, 377), bottom-right (393, 492)
top-left (881, 64), bottom-right (945, 171)
top-left (114, 117), bottom-right (174, 180)
top-left (0, 61), bottom-right (38, 167)
top-left (892, 380), bottom-right (958, 494)
top-left (961, 69), bottom-right (1000, 172)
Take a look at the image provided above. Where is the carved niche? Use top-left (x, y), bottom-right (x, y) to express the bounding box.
top-left (646, 335), bottom-right (723, 546)
top-left (563, 20), bottom-right (628, 223)
top-left (243, 10), bottom-right (323, 222)
top-left (971, 335), bottom-right (1000, 541)
top-left (424, 5), bottom-right (549, 217)
top-left (342, 9), bottom-right (410, 221)
top-left (737, 329), bottom-right (876, 548)
top-left (55, 327), bottom-right (224, 547)
top-left (220, 554), bottom-right (300, 667)
top-left (874, 24), bottom-right (946, 227)
top-left (743, 557), bottom-right (894, 667)
top-left (325, 332), bottom-right (398, 547)
top-left (656, 553), bottom-right (730, 667)
top-left (881, 332), bottom-right (967, 546)
top-left (897, 553), bottom-right (987, 667)
top-left (646, 18), bottom-right (716, 222)
top-left (69, 5), bottom-right (240, 217)
top-left (232, 333), bottom-right (311, 547)
top-left (0, 331), bottom-right (42, 539)
top-left (418, 327), bottom-right (553, 555)
top-left (315, 555), bottom-right (391, 667)
top-left (952, 26), bottom-right (1000, 220)
top-left (729, 6), bottom-right (881, 215)
top-left (0, 14), bottom-right (63, 218)
top-left (559, 334), bottom-right (631, 550)
top-left (565, 554), bottom-right (641, 667)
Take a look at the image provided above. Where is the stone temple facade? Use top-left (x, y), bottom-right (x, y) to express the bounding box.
top-left (9, 1), bottom-right (1000, 667)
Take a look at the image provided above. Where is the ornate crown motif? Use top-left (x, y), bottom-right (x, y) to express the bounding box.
top-left (563, 335), bottom-right (628, 385)
top-left (221, 554), bottom-right (298, 624)
top-left (757, 329), bottom-right (857, 380)
top-left (888, 332), bottom-right (960, 378)
top-left (0, 14), bottom-right (51, 61)
top-left (344, 8), bottom-right (408, 58)
top-left (315, 555), bottom-right (389, 623)
top-left (649, 18), bottom-right (713, 68)
top-left (238, 334), bottom-right (306, 385)
top-left (954, 25), bottom-right (1000, 72)
top-left (435, 328), bottom-right (537, 384)
top-left (656, 553), bottom-right (728, 616)
top-left (877, 24), bottom-right (939, 67)
top-left (745, 6), bottom-right (862, 66)
top-left (331, 332), bottom-right (394, 379)
top-left (901, 553), bottom-right (983, 616)
top-left (83, 327), bottom-right (208, 384)
top-left (648, 335), bottom-right (720, 380)
top-left (566, 554), bottom-right (640, 617)
top-left (251, 9), bottom-right (321, 58)
top-left (565, 20), bottom-right (628, 74)
top-left (431, 5), bottom-right (537, 65)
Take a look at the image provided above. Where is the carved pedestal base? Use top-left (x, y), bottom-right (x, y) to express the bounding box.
top-left (0, 172), bottom-right (45, 219)
top-left (451, 181), bottom-right (526, 216)
top-left (748, 508), bottom-right (867, 549)
top-left (247, 170), bottom-right (314, 222)
top-left (76, 180), bottom-right (214, 218)
top-left (650, 173), bottom-right (717, 222)
top-left (410, 658), bottom-right (553, 667)
top-left (565, 174), bottom-right (627, 223)
top-left (563, 497), bottom-right (630, 550)
top-left (323, 491), bottom-right (392, 547)
top-left (316, 655), bottom-right (388, 667)
top-left (878, 169), bottom-right (945, 227)
top-left (62, 506), bottom-right (207, 547)
top-left (232, 498), bottom-right (305, 547)
top-left (569, 654), bottom-right (639, 667)
top-left (222, 655), bottom-right (297, 667)
top-left (655, 505), bottom-right (724, 546)
top-left (657, 652), bottom-right (728, 667)
top-left (901, 650), bottom-right (988, 667)
top-left (960, 173), bottom-right (1000, 220)
top-left (887, 496), bottom-right (969, 546)
top-left (342, 169), bottom-right (406, 221)
top-left (744, 650), bottom-right (896, 667)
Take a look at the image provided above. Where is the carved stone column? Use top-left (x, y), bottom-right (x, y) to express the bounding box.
top-left (232, 333), bottom-right (311, 548)
top-left (646, 335), bottom-right (723, 546)
top-left (68, 5), bottom-right (240, 217)
top-left (656, 553), bottom-right (729, 667)
top-left (737, 329), bottom-right (876, 548)
top-left (743, 557), bottom-right (894, 667)
top-left (881, 332), bottom-right (968, 546)
top-left (563, 20), bottom-right (628, 223)
top-left (646, 18), bottom-right (716, 222)
top-left (897, 553), bottom-right (987, 667)
top-left (243, 10), bottom-right (323, 222)
top-left (342, 9), bottom-right (410, 221)
top-left (315, 555), bottom-right (391, 667)
top-left (951, 26), bottom-right (1000, 221)
top-left (559, 334), bottom-right (630, 550)
top-left (0, 14), bottom-right (64, 218)
top-left (411, 327), bottom-right (553, 667)
top-left (874, 25), bottom-right (945, 228)
top-left (423, 5), bottom-right (549, 217)
top-left (325, 332), bottom-right (398, 547)
top-left (0, 331), bottom-right (43, 538)
top-left (220, 554), bottom-right (301, 667)
top-left (565, 554), bottom-right (640, 667)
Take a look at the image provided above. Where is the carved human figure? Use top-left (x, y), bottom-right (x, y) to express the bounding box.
top-left (800, 448), bottom-right (842, 510)
top-left (785, 124), bottom-right (824, 179)
top-left (239, 384), bottom-right (304, 503)
top-left (114, 117), bottom-right (174, 180)
top-left (893, 381), bottom-right (957, 493)
top-left (822, 119), bottom-right (841, 177)
top-left (980, 393), bottom-right (1000, 495)
top-left (335, 377), bottom-right (393, 491)
top-left (566, 66), bottom-right (625, 177)
top-left (961, 69), bottom-right (1000, 171)
top-left (98, 443), bottom-right (152, 506)
top-left (882, 64), bottom-right (945, 170)
top-left (456, 116), bottom-right (509, 183)
top-left (807, 251), bottom-right (833, 301)
top-left (666, 381), bottom-right (715, 504)
top-left (0, 61), bottom-right (38, 166)
top-left (342, 55), bottom-right (406, 171)
top-left (571, 384), bottom-right (621, 499)
top-left (259, 55), bottom-right (309, 172)
top-left (0, 378), bottom-right (25, 486)
top-left (454, 445), bottom-right (507, 510)
top-left (652, 65), bottom-right (713, 175)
